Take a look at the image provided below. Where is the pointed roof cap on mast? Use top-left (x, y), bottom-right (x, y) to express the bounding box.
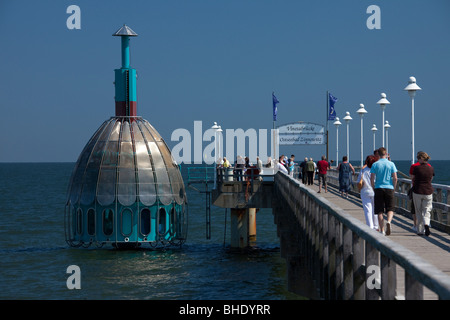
top-left (113, 24), bottom-right (138, 37)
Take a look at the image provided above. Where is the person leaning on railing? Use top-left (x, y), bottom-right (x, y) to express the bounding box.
top-left (222, 157), bottom-right (231, 168)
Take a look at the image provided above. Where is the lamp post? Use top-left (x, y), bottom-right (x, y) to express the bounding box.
top-left (356, 104), bottom-right (368, 168)
top-left (384, 121), bottom-right (391, 155)
top-left (333, 117), bottom-right (342, 166)
top-left (217, 125), bottom-right (223, 160)
top-left (404, 76), bottom-right (421, 164)
top-left (371, 124), bottom-right (378, 150)
top-left (343, 111), bottom-right (352, 161)
top-left (376, 93), bottom-right (390, 148)
top-left (211, 122), bottom-right (220, 189)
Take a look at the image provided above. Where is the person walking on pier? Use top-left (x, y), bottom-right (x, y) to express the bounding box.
top-left (338, 156), bottom-right (355, 198)
top-left (370, 147), bottom-right (398, 236)
top-left (317, 155), bottom-right (330, 193)
top-left (235, 155), bottom-right (245, 181)
top-left (277, 156), bottom-right (288, 174)
top-left (300, 157), bottom-right (308, 184)
top-left (305, 158), bottom-right (316, 185)
top-left (288, 155), bottom-right (295, 177)
top-left (410, 151), bottom-right (434, 236)
top-left (409, 154), bottom-right (432, 233)
top-left (358, 155), bottom-right (379, 230)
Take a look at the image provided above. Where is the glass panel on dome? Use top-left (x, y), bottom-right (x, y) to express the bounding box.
top-left (132, 121), bottom-right (144, 142)
top-left (167, 167), bottom-right (184, 204)
top-left (137, 168), bottom-right (156, 206)
top-left (139, 120), bottom-right (155, 142)
top-left (143, 119), bottom-right (162, 141)
top-left (139, 121), bottom-right (173, 205)
top-left (134, 121), bottom-right (157, 205)
top-left (148, 141), bottom-right (172, 205)
top-left (80, 165), bottom-right (101, 205)
top-left (80, 120), bottom-right (117, 205)
top-left (109, 120), bottom-right (121, 141)
top-left (97, 168), bottom-right (116, 206)
top-left (96, 121), bottom-right (121, 206)
top-left (118, 123), bottom-right (137, 206)
top-left (156, 141), bottom-right (185, 204)
top-left (70, 120), bottom-right (112, 205)
top-left (121, 121), bottom-right (132, 142)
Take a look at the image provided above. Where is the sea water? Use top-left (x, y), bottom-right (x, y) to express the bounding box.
top-left (0, 163), bottom-right (301, 300)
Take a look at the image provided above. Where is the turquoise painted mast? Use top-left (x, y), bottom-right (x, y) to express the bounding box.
top-left (64, 25), bottom-right (188, 248)
top-left (113, 25), bottom-right (137, 117)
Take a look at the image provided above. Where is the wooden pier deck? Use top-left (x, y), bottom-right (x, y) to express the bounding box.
top-left (304, 180), bottom-right (450, 299)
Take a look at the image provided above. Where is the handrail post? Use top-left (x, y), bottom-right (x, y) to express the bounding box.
top-left (318, 206), bottom-right (325, 298)
top-left (328, 214), bottom-right (337, 299)
top-left (365, 242), bottom-right (380, 300)
top-left (405, 272), bottom-right (424, 300)
top-left (335, 219), bottom-right (344, 299)
top-left (352, 233), bottom-right (365, 299)
top-left (343, 225), bottom-right (353, 300)
top-left (381, 254), bottom-right (397, 300)
top-left (321, 207), bottom-right (330, 299)
top-left (312, 202), bottom-right (320, 285)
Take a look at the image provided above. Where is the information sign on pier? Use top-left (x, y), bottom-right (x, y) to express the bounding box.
top-left (277, 122), bottom-right (325, 145)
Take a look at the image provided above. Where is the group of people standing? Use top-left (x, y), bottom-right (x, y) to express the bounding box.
top-left (218, 155), bottom-right (265, 181)
top-left (355, 147), bottom-right (434, 237)
top-left (298, 156), bottom-right (331, 192)
top-left (276, 154), bottom-right (296, 177)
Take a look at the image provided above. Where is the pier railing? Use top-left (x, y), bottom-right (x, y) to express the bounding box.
top-left (187, 166), bottom-right (277, 186)
top-left (274, 171), bottom-right (450, 299)
top-left (326, 169), bottom-right (450, 230)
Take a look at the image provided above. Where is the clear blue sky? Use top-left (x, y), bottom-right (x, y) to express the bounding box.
top-left (1, 0), bottom-right (450, 162)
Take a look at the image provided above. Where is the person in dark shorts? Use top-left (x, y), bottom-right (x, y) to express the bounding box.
top-left (317, 155), bottom-right (330, 193)
top-left (370, 147), bottom-right (398, 235)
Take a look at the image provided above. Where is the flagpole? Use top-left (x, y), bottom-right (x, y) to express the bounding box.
top-left (326, 90), bottom-right (329, 162)
top-left (272, 92), bottom-right (275, 161)
top-left (273, 120), bottom-right (275, 161)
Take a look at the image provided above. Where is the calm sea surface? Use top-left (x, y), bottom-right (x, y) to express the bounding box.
top-left (0, 162), bottom-right (301, 300)
top-left (1, 161), bottom-right (448, 300)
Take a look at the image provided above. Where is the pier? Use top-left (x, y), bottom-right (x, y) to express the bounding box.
top-left (207, 167), bottom-right (450, 300)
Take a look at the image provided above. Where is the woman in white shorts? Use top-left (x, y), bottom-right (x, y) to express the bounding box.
top-left (358, 155), bottom-right (379, 230)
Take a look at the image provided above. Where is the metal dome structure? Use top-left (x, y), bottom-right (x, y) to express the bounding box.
top-left (64, 25), bottom-right (188, 248)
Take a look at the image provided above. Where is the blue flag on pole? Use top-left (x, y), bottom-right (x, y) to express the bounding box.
top-left (272, 93), bottom-right (279, 121)
top-left (328, 93), bottom-right (337, 120)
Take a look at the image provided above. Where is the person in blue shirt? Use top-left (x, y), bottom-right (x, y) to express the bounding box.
top-left (370, 147), bottom-right (398, 236)
top-left (288, 154), bottom-right (295, 177)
